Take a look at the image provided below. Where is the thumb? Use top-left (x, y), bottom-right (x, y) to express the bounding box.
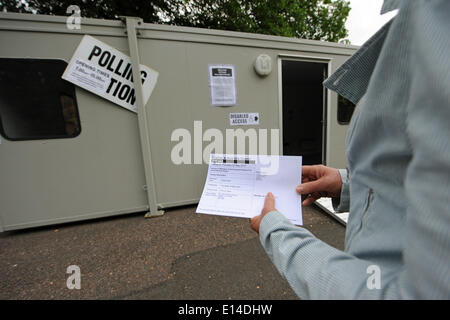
top-left (296, 179), bottom-right (325, 195)
top-left (265, 192), bottom-right (275, 206)
top-left (262, 192), bottom-right (276, 214)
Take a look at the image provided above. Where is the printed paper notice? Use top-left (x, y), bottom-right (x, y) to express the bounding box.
top-left (209, 65), bottom-right (237, 106)
top-left (229, 113), bottom-right (259, 126)
top-left (196, 154), bottom-right (303, 225)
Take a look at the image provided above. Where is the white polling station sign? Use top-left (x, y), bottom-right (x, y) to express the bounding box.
top-left (62, 35), bottom-right (158, 113)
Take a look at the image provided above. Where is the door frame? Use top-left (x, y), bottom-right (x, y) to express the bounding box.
top-left (277, 54), bottom-right (332, 165)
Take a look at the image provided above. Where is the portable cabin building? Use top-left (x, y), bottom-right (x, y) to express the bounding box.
top-left (0, 12), bottom-right (358, 231)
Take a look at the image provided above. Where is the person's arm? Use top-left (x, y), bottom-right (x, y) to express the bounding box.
top-left (259, 211), bottom-right (379, 299)
top-left (253, 193), bottom-right (383, 299)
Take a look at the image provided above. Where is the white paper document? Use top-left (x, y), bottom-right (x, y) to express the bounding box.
top-left (208, 65), bottom-right (237, 106)
top-left (196, 154), bottom-right (303, 225)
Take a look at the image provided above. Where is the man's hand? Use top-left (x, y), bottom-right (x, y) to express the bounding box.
top-left (297, 165), bottom-right (342, 206)
top-left (250, 192), bottom-right (276, 234)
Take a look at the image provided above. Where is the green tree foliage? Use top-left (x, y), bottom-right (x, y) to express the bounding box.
top-left (0, 0), bottom-right (170, 23)
top-left (168, 0), bottom-right (350, 42)
top-left (1, 0), bottom-right (350, 42)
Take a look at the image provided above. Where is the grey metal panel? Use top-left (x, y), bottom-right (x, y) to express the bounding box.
top-left (140, 39), bottom-right (283, 205)
top-left (0, 29), bottom-right (148, 231)
top-left (0, 12), bottom-right (125, 38)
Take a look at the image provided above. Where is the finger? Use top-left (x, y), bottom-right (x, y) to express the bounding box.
top-left (296, 179), bottom-right (325, 195)
top-left (302, 194), bottom-right (319, 206)
top-left (250, 215), bottom-right (261, 233)
top-left (264, 192), bottom-right (275, 209)
top-left (301, 190), bottom-right (319, 201)
top-left (301, 165), bottom-right (315, 172)
top-left (301, 165), bottom-right (319, 178)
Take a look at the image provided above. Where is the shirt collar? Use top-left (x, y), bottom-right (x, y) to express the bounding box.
top-left (381, 0), bottom-right (402, 14)
top-left (322, 1), bottom-right (402, 104)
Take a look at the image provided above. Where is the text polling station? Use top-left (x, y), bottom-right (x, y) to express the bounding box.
top-left (62, 35), bottom-right (158, 112)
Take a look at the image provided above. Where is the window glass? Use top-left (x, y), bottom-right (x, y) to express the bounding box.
top-left (0, 58), bottom-right (81, 140)
top-left (337, 95), bottom-right (356, 125)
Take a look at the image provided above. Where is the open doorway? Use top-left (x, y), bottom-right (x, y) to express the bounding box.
top-left (281, 60), bottom-right (328, 165)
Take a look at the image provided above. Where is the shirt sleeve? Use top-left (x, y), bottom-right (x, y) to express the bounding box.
top-left (259, 211), bottom-right (379, 299)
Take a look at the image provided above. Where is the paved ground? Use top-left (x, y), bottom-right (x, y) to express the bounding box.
top-left (0, 204), bottom-right (345, 299)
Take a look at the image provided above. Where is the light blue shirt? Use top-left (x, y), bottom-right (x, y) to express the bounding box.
top-left (259, 0), bottom-right (450, 299)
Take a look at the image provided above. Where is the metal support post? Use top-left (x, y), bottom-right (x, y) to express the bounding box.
top-left (124, 16), bottom-right (164, 218)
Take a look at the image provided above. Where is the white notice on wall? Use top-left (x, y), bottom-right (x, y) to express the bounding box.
top-left (209, 65), bottom-right (237, 106)
top-left (62, 35), bottom-right (159, 113)
top-left (229, 113), bottom-right (259, 126)
top-left (196, 154), bottom-right (303, 225)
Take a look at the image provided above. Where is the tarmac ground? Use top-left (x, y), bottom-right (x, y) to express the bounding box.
top-left (0, 204), bottom-right (345, 299)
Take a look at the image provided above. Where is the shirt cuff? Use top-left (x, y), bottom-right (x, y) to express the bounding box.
top-left (332, 168), bottom-right (350, 212)
top-left (259, 210), bottom-right (292, 241)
